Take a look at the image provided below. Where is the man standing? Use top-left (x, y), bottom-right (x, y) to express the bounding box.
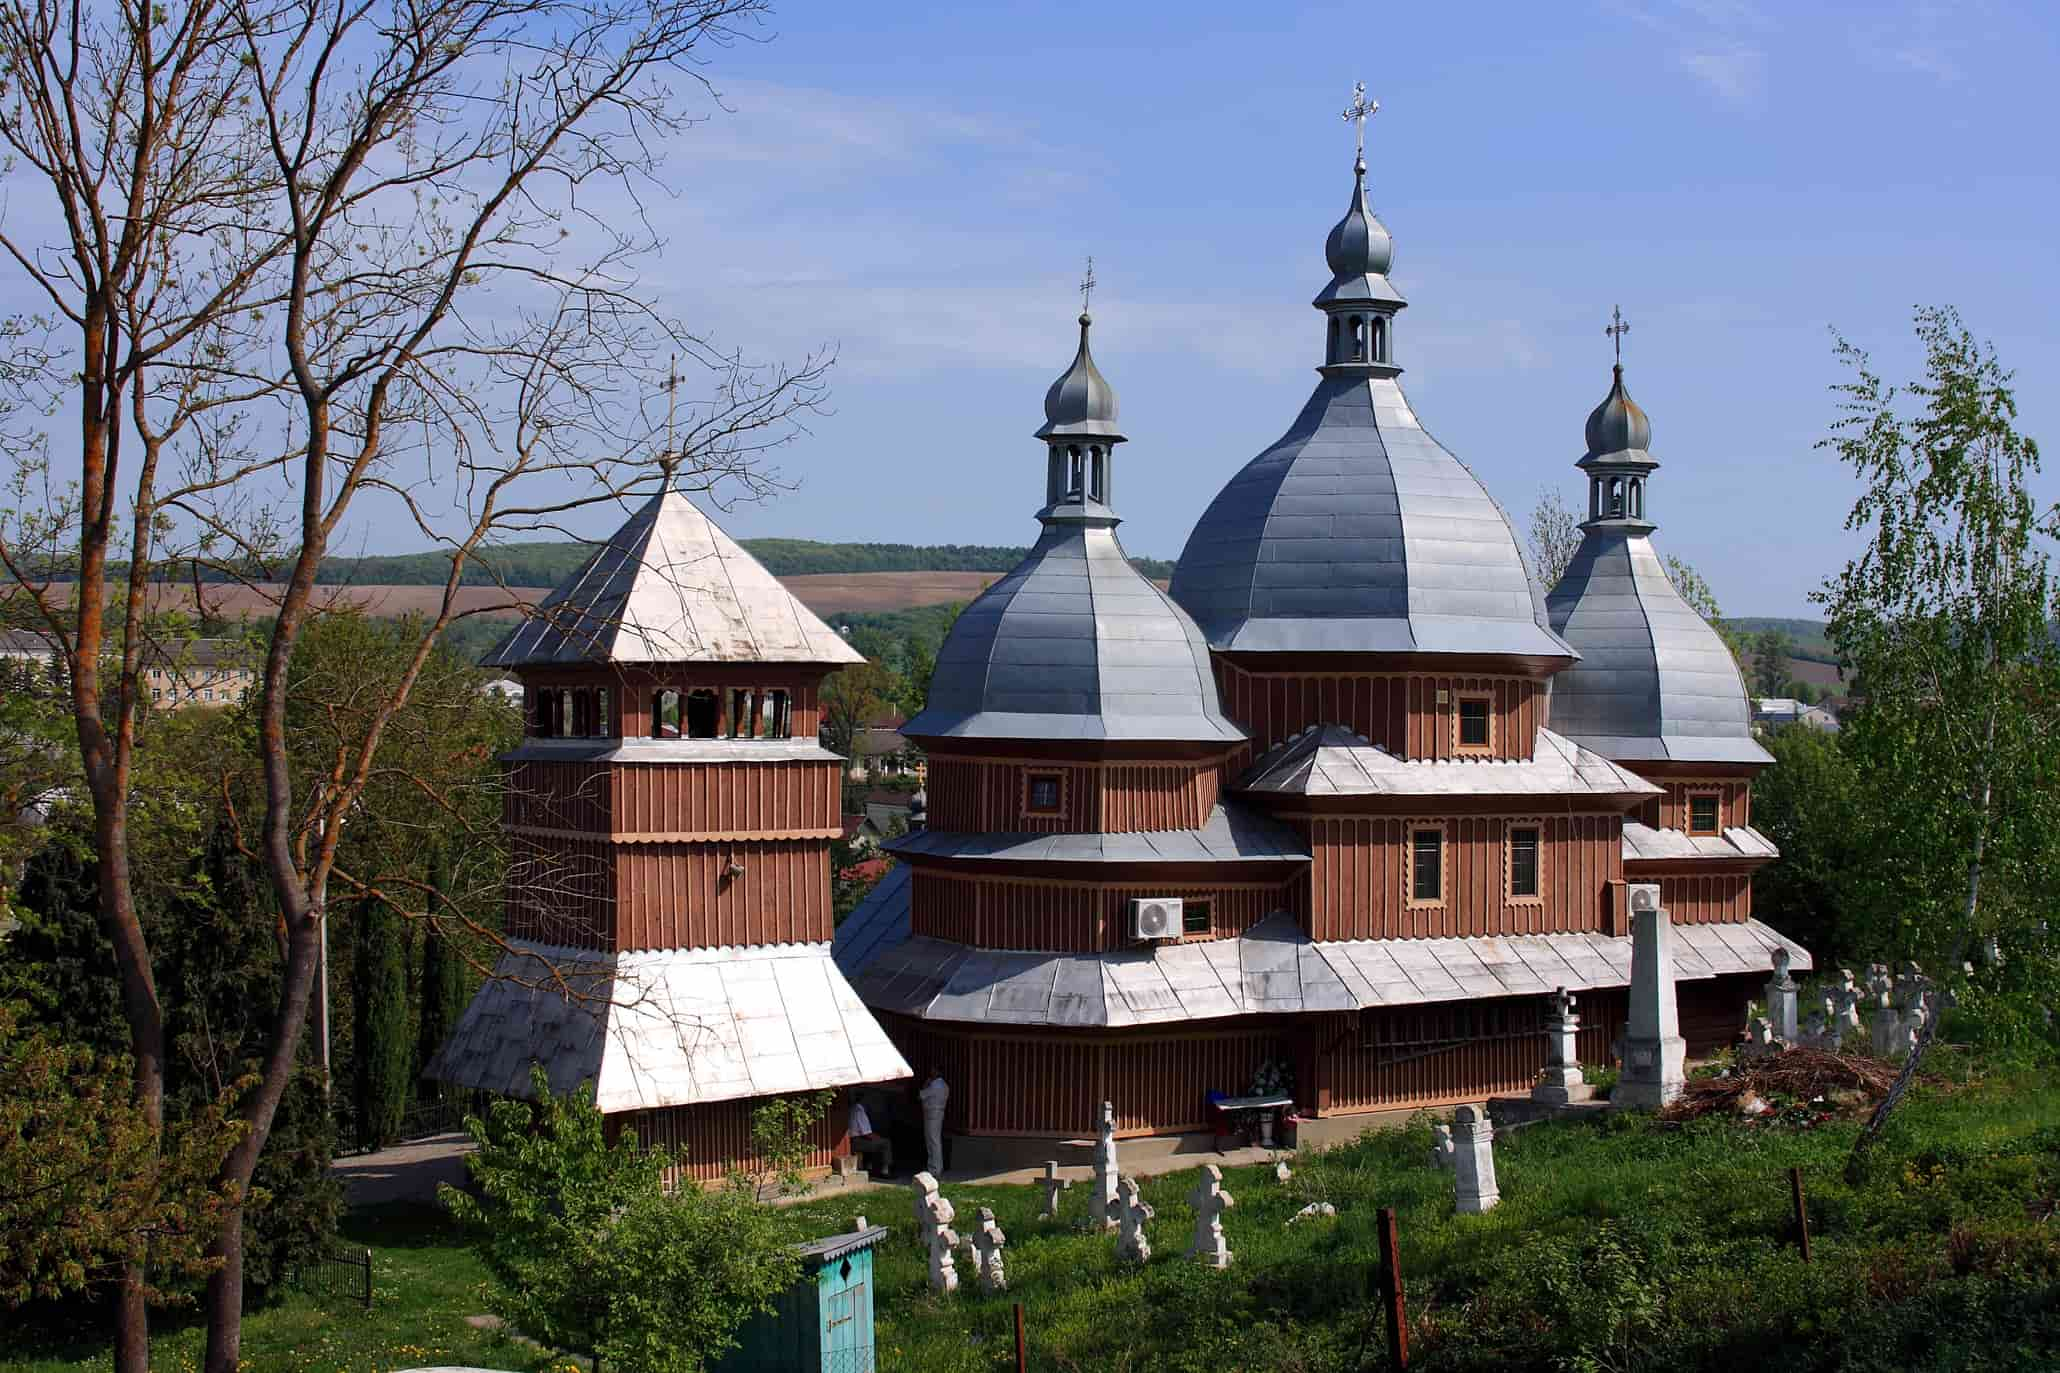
top-left (919, 1066), bottom-right (950, 1177)
top-left (849, 1095), bottom-right (893, 1178)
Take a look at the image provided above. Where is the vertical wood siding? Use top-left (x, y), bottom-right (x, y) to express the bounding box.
top-left (1316, 989), bottom-right (1629, 1113)
top-left (1651, 778), bottom-right (1754, 834)
top-left (1214, 664), bottom-right (1543, 760)
top-left (616, 1096), bottom-right (849, 1185)
top-left (505, 761), bottom-right (613, 832)
top-left (505, 832), bottom-right (616, 949)
top-left (613, 841), bottom-right (830, 949)
top-left (1650, 873), bottom-right (1753, 924)
top-left (908, 869), bottom-right (1298, 952)
top-left (925, 757), bottom-right (1224, 835)
top-left (610, 760), bottom-right (839, 835)
top-left (1304, 813), bottom-right (1623, 940)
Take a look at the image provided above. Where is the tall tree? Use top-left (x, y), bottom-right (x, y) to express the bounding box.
top-left (0, 3), bottom-right (823, 1365)
top-left (415, 846), bottom-right (469, 1102)
top-left (349, 897), bottom-right (409, 1152)
top-left (1527, 486), bottom-right (1582, 589)
top-left (820, 660), bottom-right (902, 761)
top-left (1750, 628), bottom-right (1796, 698)
top-left (1816, 306), bottom-right (2060, 1173)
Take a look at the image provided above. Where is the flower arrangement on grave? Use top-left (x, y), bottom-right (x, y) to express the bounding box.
top-left (1250, 1058), bottom-right (1295, 1100)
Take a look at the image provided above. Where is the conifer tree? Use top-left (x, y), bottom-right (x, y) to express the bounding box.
top-left (416, 847), bottom-right (469, 1102)
top-left (350, 898), bottom-right (410, 1151)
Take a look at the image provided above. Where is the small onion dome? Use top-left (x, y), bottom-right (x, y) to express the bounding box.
top-left (1035, 312), bottom-right (1123, 441)
top-left (1583, 365), bottom-right (1654, 463)
top-left (1314, 162), bottom-right (1405, 309)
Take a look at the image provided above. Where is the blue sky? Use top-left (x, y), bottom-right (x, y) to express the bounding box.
top-left (596, 0), bottom-right (2052, 618)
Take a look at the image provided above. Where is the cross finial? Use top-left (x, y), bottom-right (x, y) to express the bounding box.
top-left (1605, 305), bottom-right (1630, 366)
top-left (661, 354), bottom-right (682, 477)
top-left (1340, 81), bottom-right (1379, 169)
top-left (1079, 255), bottom-right (1097, 317)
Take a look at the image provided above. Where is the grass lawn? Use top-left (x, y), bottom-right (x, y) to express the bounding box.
top-left (7, 1056), bottom-right (2059, 1372)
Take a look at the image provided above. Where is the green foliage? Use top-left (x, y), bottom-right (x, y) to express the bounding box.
top-left (1752, 627), bottom-right (1799, 698)
top-left (350, 897), bottom-right (411, 1152)
top-left (415, 848), bottom-right (470, 1101)
top-left (819, 659), bottom-right (903, 759)
top-left (733, 1090), bottom-right (833, 1200)
top-left (441, 1067), bottom-right (800, 1373)
top-left (1750, 723), bottom-right (1878, 964)
top-left (0, 1001), bottom-right (241, 1309)
top-left (1527, 485), bottom-right (1582, 588)
top-left (1816, 307), bottom-right (2060, 975)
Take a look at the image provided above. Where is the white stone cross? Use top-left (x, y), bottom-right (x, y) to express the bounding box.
top-left (1038, 1160), bottom-right (1070, 1220)
top-left (1430, 1122), bottom-right (1456, 1170)
top-left (1186, 1165), bottom-right (1236, 1269)
top-left (965, 1206), bottom-right (1007, 1293)
top-left (1092, 1101), bottom-right (1120, 1232)
top-left (1110, 1175), bottom-right (1154, 1263)
top-left (911, 1171), bottom-right (959, 1293)
top-left (1534, 985), bottom-right (1592, 1105)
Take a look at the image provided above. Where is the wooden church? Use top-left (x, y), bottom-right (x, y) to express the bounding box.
top-left (429, 490), bottom-right (911, 1179)
top-left (832, 118), bottom-right (1809, 1148)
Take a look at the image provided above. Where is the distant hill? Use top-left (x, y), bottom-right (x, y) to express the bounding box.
top-left (305, 539), bottom-right (1175, 586)
top-left (1727, 617), bottom-right (1835, 664)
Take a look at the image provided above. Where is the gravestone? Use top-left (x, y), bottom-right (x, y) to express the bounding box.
top-left (1186, 1164), bottom-right (1235, 1269)
top-left (965, 1206), bottom-right (1006, 1293)
top-left (1832, 969), bottom-right (1863, 1033)
top-left (1110, 1175), bottom-right (1153, 1263)
top-left (1092, 1101), bottom-right (1120, 1232)
top-left (1613, 891), bottom-right (1686, 1109)
top-left (1765, 947), bottom-right (1799, 1042)
top-left (1533, 986), bottom-right (1592, 1104)
top-left (1430, 1122), bottom-right (1456, 1169)
top-left (911, 1172), bottom-right (959, 1293)
top-left (1740, 1016), bottom-right (1776, 1061)
top-left (1038, 1160), bottom-right (1069, 1220)
top-left (1867, 965), bottom-right (1901, 1057)
top-left (1452, 1105), bottom-right (1500, 1214)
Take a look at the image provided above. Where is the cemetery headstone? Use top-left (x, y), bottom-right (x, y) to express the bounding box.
top-left (1614, 892), bottom-right (1686, 1109)
top-left (1038, 1160), bottom-right (1069, 1220)
top-left (1765, 947), bottom-right (1799, 1042)
top-left (966, 1206), bottom-right (1007, 1293)
top-left (1186, 1164), bottom-right (1236, 1269)
top-left (1092, 1101), bottom-right (1120, 1232)
top-left (1110, 1175), bottom-right (1153, 1263)
top-left (1453, 1105), bottom-right (1500, 1214)
top-left (1533, 985), bottom-right (1592, 1104)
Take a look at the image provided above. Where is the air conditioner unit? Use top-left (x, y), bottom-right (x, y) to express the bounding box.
top-left (1628, 883), bottom-right (1662, 914)
top-left (1130, 897), bottom-right (1183, 942)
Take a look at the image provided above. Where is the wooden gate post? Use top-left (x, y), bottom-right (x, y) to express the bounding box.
top-left (1376, 1206), bottom-right (1408, 1368)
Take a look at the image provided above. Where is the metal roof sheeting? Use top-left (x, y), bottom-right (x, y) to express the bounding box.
top-left (885, 803), bottom-right (1308, 865)
top-left (832, 871), bottom-right (1811, 1029)
top-left (1170, 375), bottom-right (1573, 659)
top-left (1622, 821), bottom-right (1780, 863)
top-left (486, 489), bottom-right (864, 668)
top-left (1241, 724), bottom-right (1662, 800)
top-left (426, 939), bottom-right (910, 1111)
top-left (1545, 531), bottom-right (1771, 765)
top-left (903, 511), bottom-right (1244, 743)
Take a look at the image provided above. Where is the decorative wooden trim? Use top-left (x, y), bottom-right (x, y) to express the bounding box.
top-left (1021, 768), bottom-right (1069, 821)
top-left (1453, 693), bottom-right (1494, 755)
top-left (1504, 818), bottom-right (1545, 904)
top-left (1403, 820), bottom-right (1447, 909)
top-left (1684, 786), bottom-right (1724, 835)
top-left (506, 824), bottom-right (843, 844)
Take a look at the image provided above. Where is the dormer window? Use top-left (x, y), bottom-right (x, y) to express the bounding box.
top-left (1688, 792), bottom-right (1721, 835)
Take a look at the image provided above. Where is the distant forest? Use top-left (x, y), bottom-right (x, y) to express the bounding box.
top-left (1726, 617), bottom-right (1836, 664)
top-left (57, 538), bottom-right (1175, 586)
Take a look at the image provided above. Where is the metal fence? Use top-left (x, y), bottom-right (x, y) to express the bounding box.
top-left (336, 1092), bottom-right (476, 1155)
top-left (291, 1245), bottom-right (373, 1309)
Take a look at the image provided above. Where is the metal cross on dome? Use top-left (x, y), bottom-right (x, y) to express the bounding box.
top-left (1606, 305), bottom-right (1631, 365)
top-left (1079, 255), bottom-right (1097, 314)
top-left (1340, 81), bottom-right (1379, 162)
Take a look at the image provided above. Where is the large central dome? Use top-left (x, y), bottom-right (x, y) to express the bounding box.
top-left (1170, 159), bottom-right (1571, 661)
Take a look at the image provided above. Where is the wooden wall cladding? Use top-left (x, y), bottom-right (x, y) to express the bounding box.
top-left (505, 832), bottom-right (616, 949)
top-left (1652, 872), bottom-right (1752, 925)
top-left (908, 869), bottom-right (1297, 952)
top-left (614, 1096), bottom-right (848, 1185)
top-left (1636, 778), bottom-right (1754, 834)
top-left (613, 840), bottom-right (830, 950)
top-left (1303, 813), bottom-right (1622, 941)
top-left (611, 760), bottom-right (839, 837)
top-left (924, 757), bottom-right (1223, 835)
top-left (1678, 972), bottom-right (1758, 1056)
top-left (883, 1018), bottom-right (1286, 1137)
top-left (1314, 989), bottom-right (1628, 1114)
top-left (1214, 664), bottom-right (1543, 760)
top-left (506, 760), bottom-right (612, 833)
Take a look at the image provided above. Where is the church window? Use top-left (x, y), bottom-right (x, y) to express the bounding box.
top-left (685, 689), bottom-right (720, 739)
top-left (1327, 318), bottom-right (1339, 363)
top-left (1088, 447), bottom-right (1104, 502)
top-left (653, 689), bottom-right (681, 738)
top-left (1509, 827), bottom-right (1541, 900)
top-left (1688, 792), bottom-right (1721, 835)
top-left (1409, 827), bottom-right (1444, 905)
top-left (1457, 696), bottom-right (1492, 752)
top-left (1182, 900), bottom-right (1213, 937)
top-left (1024, 771), bottom-right (1064, 817)
top-left (1629, 478), bottom-right (1644, 519)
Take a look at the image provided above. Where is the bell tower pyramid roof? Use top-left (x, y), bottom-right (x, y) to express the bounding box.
top-left (486, 487), bottom-right (863, 668)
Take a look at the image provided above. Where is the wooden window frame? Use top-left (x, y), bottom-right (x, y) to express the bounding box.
top-left (1454, 694), bottom-right (1494, 754)
top-left (1181, 898), bottom-right (1214, 939)
top-left (1506, 821), bottom-right (1544, 904)
top-left (1022, 769), bottom-right (1068, 820)
top-left (1685, 788), bottom-right (1723, 836)
top-left (1405, 822), bottom-right (1446, 908)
